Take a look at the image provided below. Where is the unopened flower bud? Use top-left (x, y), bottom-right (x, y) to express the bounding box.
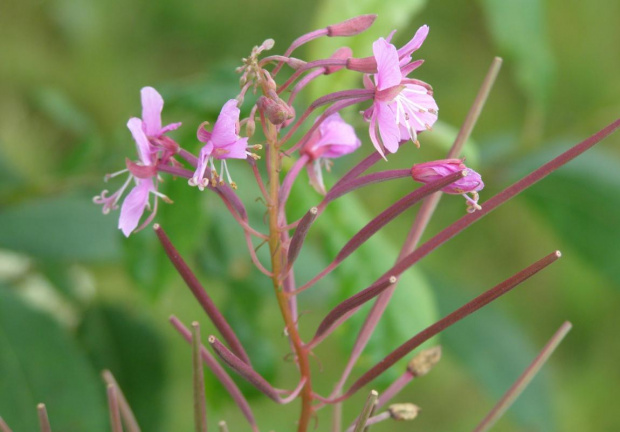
top-left (407, 346), bottom-right (442, 377)
top-left (326, 14), bottom-right (377, 37)
top-left (389, 403), bottom-right (420, 421)
top-left (257, 95), bottom-right (295, 125)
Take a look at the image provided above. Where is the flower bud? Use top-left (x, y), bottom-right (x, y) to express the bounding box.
top-left (257, 96), bottom-right (295, 125)
top-left (411, 159), bottom-right (483, 195)
top-left (326, 14), bottom-right (377, 37)
top-left (407, 346), bottom-right (442, 377)
top-left (389, 403), bottom-right (420, 421)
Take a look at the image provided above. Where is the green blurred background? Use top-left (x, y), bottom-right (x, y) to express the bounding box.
top-left (1, 0), bottom-right (619, 430)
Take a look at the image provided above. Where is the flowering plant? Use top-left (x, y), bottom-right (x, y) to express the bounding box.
top-left (8, 13), bottom-right (618, 432)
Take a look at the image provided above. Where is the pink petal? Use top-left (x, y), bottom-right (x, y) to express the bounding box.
top-left (127, 118), bottom-right (152, 165)
top-left (368, 109), bottom-right (387, 160)
top-left (213, 137), bottom-right (249, 160)
top-left (315, 113), bottom-right (361, 158)
top-left (191, 142), bottom-right (214, 186)
top-left (376, 103), bottom-right (400, 153)
top-left (118, 179), bottom-right (153, 237)
top-left (397, 25), bottom-right (429, 59)
top-left (211, 100), bottom-right (242, 149)
top-left (196, 121), bottom-right (213, 143)
top-left (372, 38), bottom-right (402, 91)
top-left (141, 87), bottom-right (163, 137)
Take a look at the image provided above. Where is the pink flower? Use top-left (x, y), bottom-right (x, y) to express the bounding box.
top-left (301, 113), bottom-right (361, 194)
top-left (363, 30), bottom-right (438, 158)
top-left (411, 159), bottom-right (484, 212)
top-left (189, 100), bottom-right (250, 190)
top-left (94, 87), bottom-right (180, 236)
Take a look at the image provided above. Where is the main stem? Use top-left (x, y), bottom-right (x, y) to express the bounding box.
top-left (265, 120), bottom-right (313, 431)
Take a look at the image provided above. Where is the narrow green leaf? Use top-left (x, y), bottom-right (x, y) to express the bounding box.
top-left (478, 0), bottom-right (555, 109)
top-left (77, 303), bottom-right (166, 432)
top-left (0, 286), bottom-right (107, 431)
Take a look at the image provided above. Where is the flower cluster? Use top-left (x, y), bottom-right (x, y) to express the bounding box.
top-left (95, 22), bottom-right (482, 237)
top-left (83, 13), bottom-right (620, 432)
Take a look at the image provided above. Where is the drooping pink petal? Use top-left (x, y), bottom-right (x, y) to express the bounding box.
top-left (118, 179), bottom-right (153, 237)
top-left (196, 122), bottom-right (213, 143)
top-left (140, 87), bottom-right (164, 136)
top-left (211, 100), bottom-right (242, 148)
top-left (375, 102), bottom-right (400, 153)
top-left (190, 142), bottom-right (214, 188)
top-left (372, 38), bottom-right (402, 91)
top-left (127, 118), bottom-right (152, 165)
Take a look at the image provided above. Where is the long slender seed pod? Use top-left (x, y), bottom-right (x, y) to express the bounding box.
top-left (333, 170), bottom-right (467, 265)
top-left (0, 417), bottom-right (12, 432)
top-left (155, 225), bottom-right (252, 365)
top-left (192, 322), bottom-right (208, 432)
top-left (218, 421), bottom-right (229, 432)
top-left (376, 118), bottom-right (620, 291)
top-left (107, 385), bottom-right (124, 432)
top-left (297, 170), bottom-right (467, 294)
top-left (325, 169), bottom-right (412, 203)
top-left (37, 404), bottom-right (51, 432)
top-left (170, 317), bottom-right (259, 432)
top-left (353, 390), bottom-right (378, 432)
top-left (208, 336), bottom-right (284, 403)
top-left (473, 321), bottom-right (572, 432)
top-left (308, 277), bottom-right (397, 348)
top-left (102, 371), bottom-right (141, 432)
top-left (340, 251), bottom-right (561, 400)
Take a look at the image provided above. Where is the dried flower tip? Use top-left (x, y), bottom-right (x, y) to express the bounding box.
top-left (407, 346), bottom-right (442, 377)
top-left (327, 14), bottom-right (377, 37)
top-left (249, 144), bottom-right (263, 150)
top-left (389, 275), bottom-right (397, 284)
top-left (257, 95), bottom-right (295, 125)
top-left (389, 403), bottom-right (420, 421)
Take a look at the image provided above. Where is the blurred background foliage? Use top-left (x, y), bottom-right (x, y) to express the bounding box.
top-left (1, 0), bottom-right (619, 430)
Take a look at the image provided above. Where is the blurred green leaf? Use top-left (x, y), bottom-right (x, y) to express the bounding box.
top-left (32, 87), bottom-right (96, 135)
top-left (77, 303), bottom-right (166, 432)
top-left (0, 286), bottom-right (107, 431)
top-left (511, 146), bottom-right (620, 288)
top-left (309, 0), bottom-right (427, 98)
top-left (433, 276), bottom-right (555, 431)
top-left (479, 0), bottom-right (555, 109)
top-left (0, 196), bottom-right (121, 262)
